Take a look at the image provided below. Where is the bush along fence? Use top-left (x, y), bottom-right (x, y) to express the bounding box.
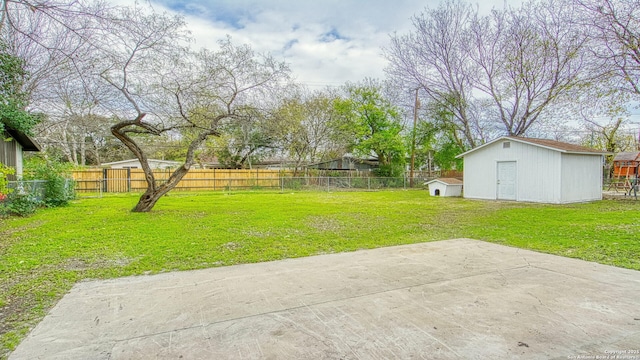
top-left (71, 168), bottom-right (459, 194)
top-left (0, 179), bottom-right (75, 217)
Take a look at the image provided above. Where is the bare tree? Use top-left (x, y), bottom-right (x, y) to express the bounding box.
top-left (385, 0), bottom-right (593, 145)
top-left (469, 0), bottom-right (591, 136)
top-left (271, 88), bottom-right (344, 173)
top-left (211, 110), bottom-right (279, 169)
top-left (385, 0), bottom-right (480, 147)
top-left (1, 1), bottom-right (113, 99)
top-left (87, 6), bottom-right (289, 211)
top-left (574, 0), bottom-right (640, 96)
top-left (0, 0), bottom-right (125, 163)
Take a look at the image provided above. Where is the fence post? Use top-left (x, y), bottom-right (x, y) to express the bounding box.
top-left (368, 177), bottom-right (371, 190)
top-left (102, 168), bottom-right (107, 193)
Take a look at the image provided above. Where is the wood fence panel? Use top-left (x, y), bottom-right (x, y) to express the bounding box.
top-left (72, 169), bottom-right (295, 192)
top-left (104, 169), bottom-right (130, 192)
top-left (72, 170), bottom-right (103, 192)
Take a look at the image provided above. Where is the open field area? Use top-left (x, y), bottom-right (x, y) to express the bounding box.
top-left (1, 190), bottom-right (639, 357)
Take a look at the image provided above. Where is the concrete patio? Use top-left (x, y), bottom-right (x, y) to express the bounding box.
top-left (9, 239), bottom-right (640, 359)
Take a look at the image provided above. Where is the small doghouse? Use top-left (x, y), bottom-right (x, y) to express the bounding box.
top-left (425, 178), bottom-right (463, 197)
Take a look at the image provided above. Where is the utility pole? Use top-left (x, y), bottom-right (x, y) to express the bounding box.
top-left (409, 88), bottom-right (420, 188)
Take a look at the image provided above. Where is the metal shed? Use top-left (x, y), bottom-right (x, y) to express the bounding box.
top-left (456, 136), bottom-right (607, 204)
top-left (425, 178), bottom-right (463, 197)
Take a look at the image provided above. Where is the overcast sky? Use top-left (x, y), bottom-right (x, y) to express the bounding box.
top-left (144, 0), bottom-right (513, 88)
top-left (111, 0), bottom-right (637, 128)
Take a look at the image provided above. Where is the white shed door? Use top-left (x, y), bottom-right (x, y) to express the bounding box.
top-left (497, 161), bottom-right (517, 200)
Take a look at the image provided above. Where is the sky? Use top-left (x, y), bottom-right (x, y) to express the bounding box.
top-left (108, 0), bottom-right (638, 129)
top-left (143, 0), bottom-right (512, 88)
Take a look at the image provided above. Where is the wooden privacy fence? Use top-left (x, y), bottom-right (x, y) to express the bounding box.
top-left (72, 169), bottom-right (291, 193)
top-left (72, 168), bottom-right (456, 193)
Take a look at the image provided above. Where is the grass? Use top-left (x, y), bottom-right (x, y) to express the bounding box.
top-left (0, 190), bottom-right (639, 357)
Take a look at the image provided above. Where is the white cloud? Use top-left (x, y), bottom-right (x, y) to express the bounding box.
top-left (117, 0), bottom-right (519, 86)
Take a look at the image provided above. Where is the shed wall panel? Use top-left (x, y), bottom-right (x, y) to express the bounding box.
top-left (462, 150), bottom-right (495, 200)
top-left (560, 154), bottom-right (603, 203)
top-left (516, 144), bottom-right (562, 203)
top-left (0, 138), bottom-right (20, 180)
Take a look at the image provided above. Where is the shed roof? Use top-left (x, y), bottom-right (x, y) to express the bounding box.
top-left (425, 178), bottom-right (463, 186)
top-left (456, 136), bottom-right (608, 158)
top-left (613, 152), bottom-right (640, 162)
top-left (5, 127), bottom-right (41, 152)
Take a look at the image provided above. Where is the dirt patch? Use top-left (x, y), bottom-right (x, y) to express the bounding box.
top-left (306, 216), bottom-right (343, 233)
top-left (62, 257), bottom-right (134, 271)
top-left (242, 229), bottom-right (275, 238)
top-left (221, 242), bottom-right (243, 251)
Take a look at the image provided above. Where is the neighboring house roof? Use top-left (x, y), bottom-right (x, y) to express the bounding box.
top-left (5, 127), bottom-right (41, 151)
top-left (456, 136), bottom-right (608, 158)
top-left (101, 159), bottom-right (182, 167)
top-left (613, 152), bottom-right (640, 162)
top-left (306, 155), bottom-right (379, 168)
top-left (425, 178), bottom-right (463, 186)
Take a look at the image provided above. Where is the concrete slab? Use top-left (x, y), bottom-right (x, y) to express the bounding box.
top-left (9, 239), bottom-right (640, 359)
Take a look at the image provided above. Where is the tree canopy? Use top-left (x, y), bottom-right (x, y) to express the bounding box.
top-left (334, 81), bottom-right (406, 177)
top-left (0, 43), bottom-right (39, 134)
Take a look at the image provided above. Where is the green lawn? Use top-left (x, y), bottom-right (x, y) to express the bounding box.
top-left (0, 190), bottom-right (638, 357)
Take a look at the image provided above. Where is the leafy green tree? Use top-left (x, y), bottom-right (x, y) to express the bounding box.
top-left (334, 82), bottom-right (406, 177)
top-left (422, 95), bottom-right (469, 170)
top-left (0, 43), bottom-right (40, 134)
top-left (433, 136), bottom-right (464, 171)
top-left (409, 119), bottom-right (439, 172)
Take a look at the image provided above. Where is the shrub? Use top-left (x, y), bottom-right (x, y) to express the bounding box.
top-left (24, 157), bottom-right (75, 207)
top-left (4, 193), bottom-right (38, 216)
top-left (0, 163), bottom-right (15, 197)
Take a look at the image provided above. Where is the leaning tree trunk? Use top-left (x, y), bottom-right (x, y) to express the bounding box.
top-left (133, 191), bottom-right (162, 213)
top-left (111, 114), bottom-right (219, 212)
top-left (132, 166), bottom-right (189, 212)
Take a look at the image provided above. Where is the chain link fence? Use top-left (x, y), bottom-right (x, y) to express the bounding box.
top-left (72, 176), bottom-right (416, 196)
top-left (279, 177), bottom-right (408, 191)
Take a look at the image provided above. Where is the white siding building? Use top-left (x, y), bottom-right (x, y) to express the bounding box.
top-left (457, 136), bottom-right (607, 204)
top-left (101, 159), bottom-right (183, 169)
